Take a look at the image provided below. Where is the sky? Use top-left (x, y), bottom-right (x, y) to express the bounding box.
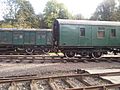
top-left (0, 1), bottom-right (5, 20)
top-left (28, 0), bottom-right (104, 19)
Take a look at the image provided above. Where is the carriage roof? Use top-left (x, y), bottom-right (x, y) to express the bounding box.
top-left (0, 28), bottom-right (52, 31)
top-left (56, 19), bottom-right (120, 26)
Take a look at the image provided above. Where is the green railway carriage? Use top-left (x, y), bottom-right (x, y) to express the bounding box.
top-left (53, 19), bottom-right (120, 58)
top-left (0, 28), bottom-right (52, 54)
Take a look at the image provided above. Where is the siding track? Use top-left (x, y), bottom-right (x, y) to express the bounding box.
top-left (0, 71), bottom-right (120, 90)
top-left (0, 55), bottom-right (120, 63)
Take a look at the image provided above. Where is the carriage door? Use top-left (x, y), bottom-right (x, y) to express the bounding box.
top-left (108, 27), bottom-right (119, 46)
top-left (60, 25), bottom-right (79, 46)
top-left (29, 31), bottom-right (36, 44)
top-left (36, 31), bottom-right (46, 45)
top-left (92, 26), bottom-right (108, 46)
top-left (13, 31), bottom-right (24, 45)
top-left (24, 31), bottom-right (35, 45)
top-left (46, 31), bottom-right (52, 45)
top-left (0, 31), bottom-right (12, 45)
top-left (79, 26), bottom-right (92, 46)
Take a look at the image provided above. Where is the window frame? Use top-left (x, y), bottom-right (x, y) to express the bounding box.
top-left (110, 29), bottom-right (116, 38)
top-left (80, 28), bottom-right (85, 37)
top-left (97, 27), bottom-right (105, 39)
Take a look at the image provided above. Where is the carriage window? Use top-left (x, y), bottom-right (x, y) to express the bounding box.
top-left (97, 31), bottom-right (105, 38)
top-left (80, 28), bottom-right (85, 36)
top-left (111, 29), bottom-right (116, 37)
top-left (97, 27), bottom-right (105, 38)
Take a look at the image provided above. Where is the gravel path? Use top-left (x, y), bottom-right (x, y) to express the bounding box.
top-left (0, 61), bottom-right (120, 77)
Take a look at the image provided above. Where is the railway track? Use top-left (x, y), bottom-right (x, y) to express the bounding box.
top-left (0, 71), bottom-right (120, 90)
top-left (0, 54), bottom-right (119, 63)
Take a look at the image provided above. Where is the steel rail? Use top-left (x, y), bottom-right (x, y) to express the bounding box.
top-left (0, 55), bottom-right (119, 63)
top-left (0, 71), bottom-right (119, 90)
top-left (0, 71), bottom-right (120, 83)
top-left (66, 83), bottom-right (120, 90)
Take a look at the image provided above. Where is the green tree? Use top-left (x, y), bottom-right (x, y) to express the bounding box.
top-left (37, 13), bottom-right (46, 28)
top-left (58, 3), bottom-right (71, 19)
top-left (90, 0), bottom-right (116, 21)
top-left (15, 0), bottom-right (40, 28)
top-left (43, 0), bottom-right (71, 28)
top-left (3, 0), bottom-right (40, 28)
top-left (112, 1), bottom-right (120, 21)
top-left (73, 14), bottom-right (84, 20)
top-left (3, 0), bottom-right (20, 27)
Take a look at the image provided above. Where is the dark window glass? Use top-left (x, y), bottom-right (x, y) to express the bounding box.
top-left (80, 28), bottom-right (85, 36)
top-left (111, 29), bottom-right (116, 37)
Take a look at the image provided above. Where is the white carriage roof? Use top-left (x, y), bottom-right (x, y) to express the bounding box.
top-left (0, 28), bottom-right (52, 31)
top-left (57, 19), bottom-right (120, 26)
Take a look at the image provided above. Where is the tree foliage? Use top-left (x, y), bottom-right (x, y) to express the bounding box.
top-left (73, 14), bottom-right (84, 20)
top-left (3, 0), bottom-right (19, 20)
top-left (2, 0), bottom-right (40, 28)
top-left (2, 0), bottom-right (20, 27)
top-left (1, 0), bottom-right (85, 28)
top-left (37, 13), bottom-right (46, 28)
top-left (1, 0), bottom-right (72, 28)
top-left (113, 1), bottom-right (120, 21)
top-left (15, 0), bottom-right (40, 28)
top-left (90, 0), bottom-right (116, 21)
top-left (43, 0), bottom-right (71, 28)
top-left (3, 0), bottom-right (120, 28)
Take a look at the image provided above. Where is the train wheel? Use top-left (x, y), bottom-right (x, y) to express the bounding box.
top-left (14, 48), bottom-right (20, 55)
top-left (81, 52), bottom-right (88, 57)
top-left (25, 48), bottom-right (34, 54)
top-left (65, 51), bottom-right (75, 58)
top-left (89, 53), bottom-right (93, 58)
top-left (92, 51), bottom-right (102, 58)
top-left (42, 48), bottom-right (50, 54)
